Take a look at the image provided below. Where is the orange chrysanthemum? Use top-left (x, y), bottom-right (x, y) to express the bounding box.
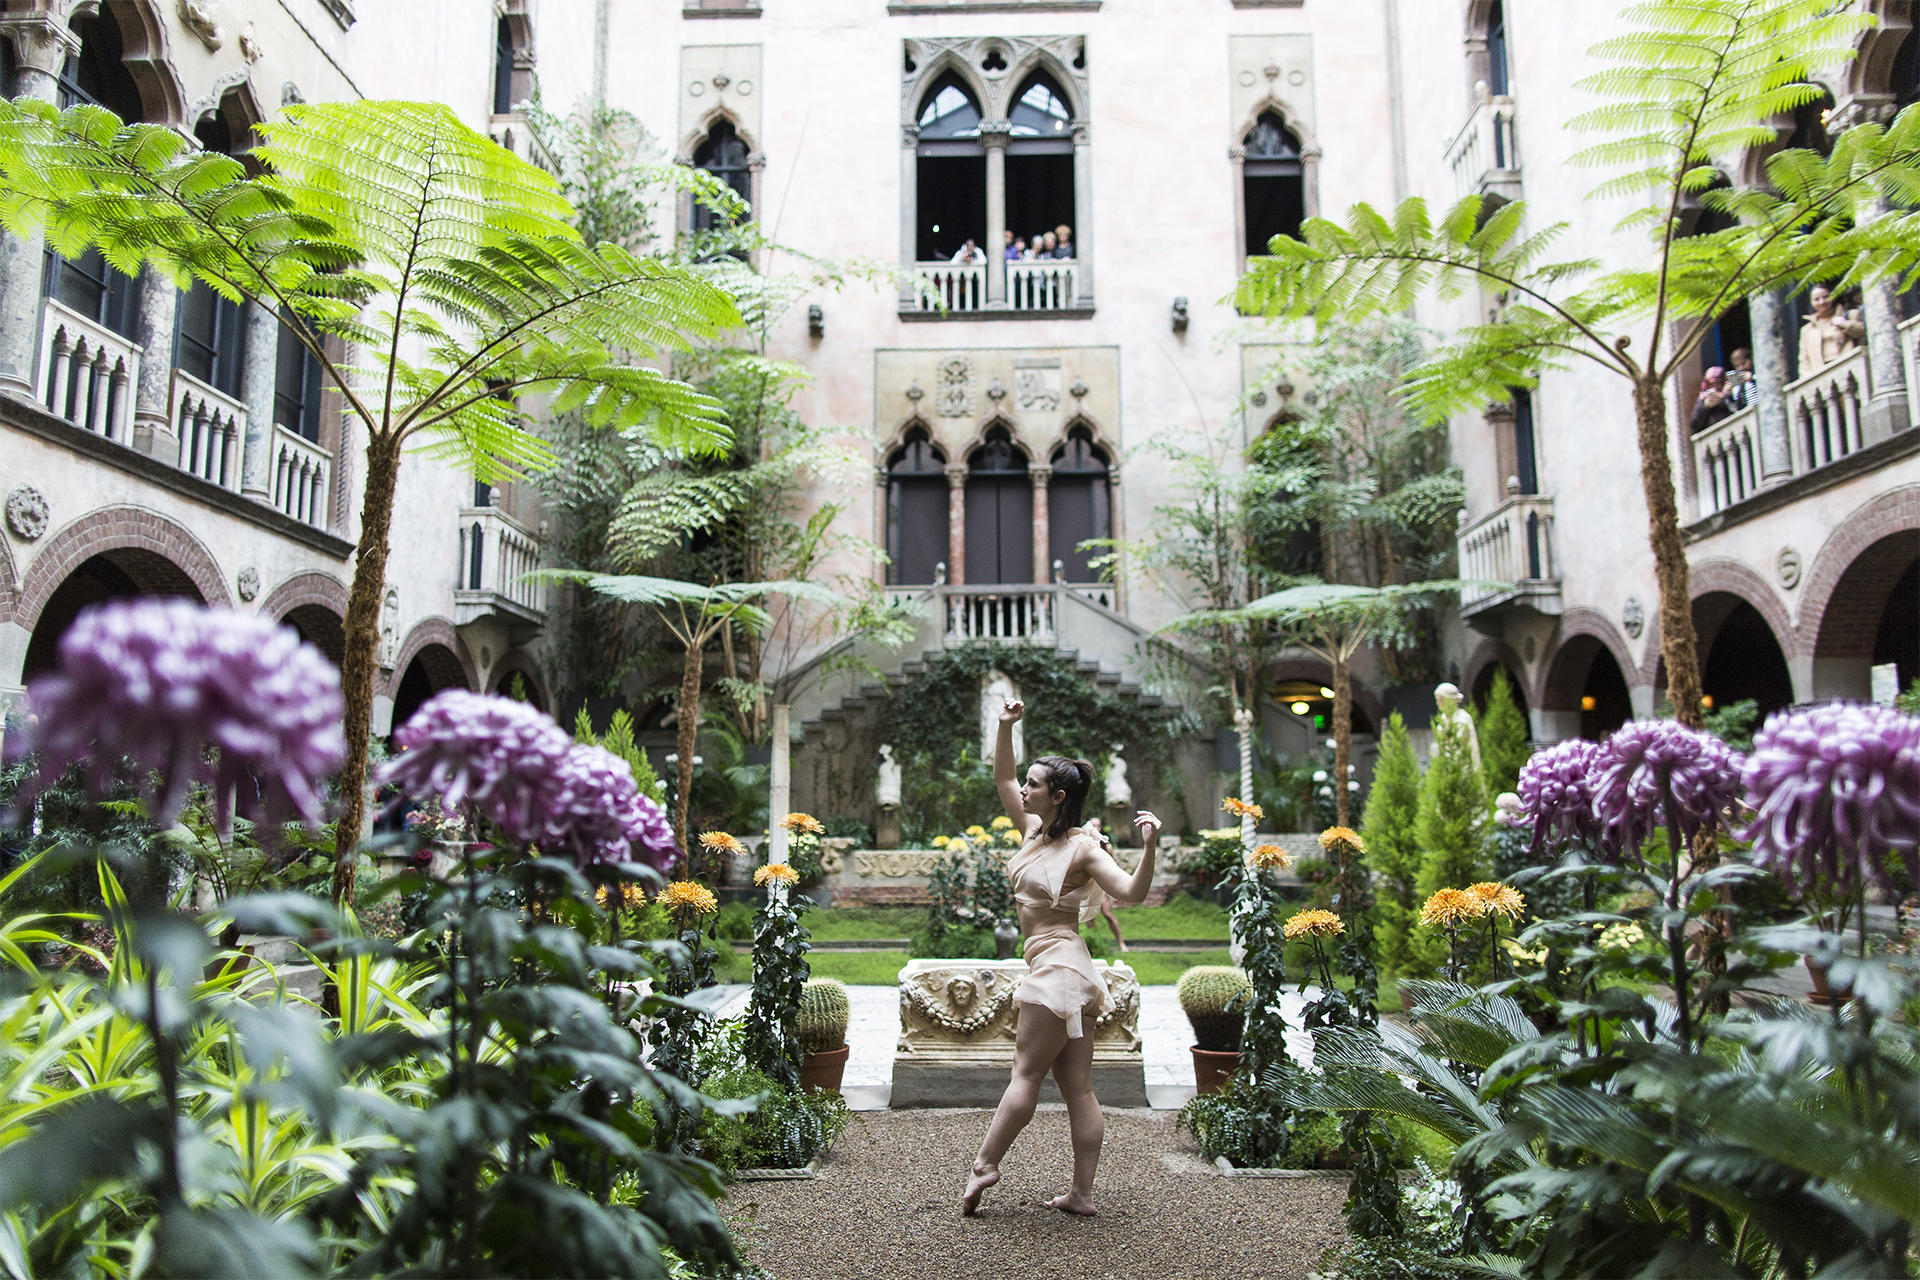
top-left (658, 880), bottom-right (719, 920)
top-left (1222, 797), bottom-right (1265, 820)
top-left (1248, 843), bottom-right (1294, 871)
top-left (1318, 826), bottom-right (1364, 856)
top-left (594, 882), bottom-right (648, 912)
top-left (780, 812), bottom-right (826, 836)
top-left (1467, 881), bottom-right (1526, 920)
top-left (754, 862), bottom-right (800, 888)
top-left (1420, 888), bottom-right (1485, 929)
top-left (699, 831), bottom-right (744, 854)
top-left (1284, 909), bottom-right (1345, 940)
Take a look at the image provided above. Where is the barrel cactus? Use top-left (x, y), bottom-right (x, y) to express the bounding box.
top-left (796, 977), bottom-right (850, 1053)
top-left (1176, 965), bottom-right (1253, 1052)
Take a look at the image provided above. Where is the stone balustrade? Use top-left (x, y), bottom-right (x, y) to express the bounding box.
top-left (1006, 258), bottom-right (1079, 310)
top-left (1457, 494), bottom-right (1559, 615)
top-left (270, 426), bottom-right (331, 528)
top-left (1788, 347), bottom-right (1867, 474)
top-left (170, 369), bottom-right (244, 491)
top-left (943, 583), bottom-right (1056, 642)
top-left (1446, 91), bottom-right (1520, 202)
top-left (910, 261), bottom-right (985, 313)
top-left (36, 297), bottom-right (138, 446)
top-left (1692, 402), bottom-right (1762, 517)
top-left (455, 504), bottom-right (545, 622)
top-left (909, 260), bottom-right (1082, 314)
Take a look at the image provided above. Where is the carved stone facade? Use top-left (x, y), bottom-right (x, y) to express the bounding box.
top-left (875, 346), bottom-right (1119, 465)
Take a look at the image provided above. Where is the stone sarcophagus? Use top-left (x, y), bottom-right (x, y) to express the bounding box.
top-left (890, 958), bottom-right (1146, 1107)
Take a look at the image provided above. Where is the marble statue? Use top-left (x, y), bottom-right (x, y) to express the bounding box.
top-left (1433, 682), bottom-right (1482, 771)
top-left (1103, 744), bottom-right (1131, 809)
top-left (876, 743), bottom-right (902, 809)
top-left (980, 670), bottom-right (1023, 762)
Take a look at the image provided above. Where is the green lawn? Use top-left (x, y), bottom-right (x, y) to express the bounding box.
top-left (802, 946), bottom-right (1237, 987)
top-left (798, 893), bottom-right (1232, 945)
top-left (797, 905), bottom-right (921, 942)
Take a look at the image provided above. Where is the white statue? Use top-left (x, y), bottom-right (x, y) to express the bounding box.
top-left (876, 743), bottom-right (902, 809)
top-left (1433, 682), bottom-right (1482, 771)
top-left (378, 588), bottom-right (400, 669)
top-left (1104, 743), bottom-right (1131, 809)
top-left (980, 670), bottom-right (1022, 762)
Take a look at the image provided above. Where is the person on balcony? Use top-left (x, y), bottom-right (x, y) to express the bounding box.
top-left (1037, 230), bottom-right (1058, 258)
top-left (949, 238), bottom-right (981, 265)
top-left (1052, 223), bottom-right (1075, 259)
top-left (1004, 231), bottom-right (1024, 262)
top-left (1798, 284), bottom-right (1865, 378)
top-left (1690, 367), bottom-right (1733, 434)
top-left (1725, 347), bottom-right (1755, 409)
top-left (1025, 231), bottom-right (1047, 260)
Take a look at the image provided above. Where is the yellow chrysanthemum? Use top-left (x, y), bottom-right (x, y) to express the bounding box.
top-left (754, 862), bottom-right (800, 888)
top-left (699, 831), bottom-right (744, 854)
top-left (1501, 937), bottom-right (1547, 966)
top-left (991, 815), bottom-right (1015, 830)
top-left (999, 828), bottom-right (1023, 847)
top-left (931, 835), bottom-right (953, 850)
top-left (965, 824), bottom-right (988, 839)
top-left (594, 882), bottom-right (648, 912)
top-left (658, 880), bottom-right (719, 919)
top-left (1221, 797), bottom-right (1265, 820)
top-left (1248, 843), bottom-right (1294, 871)
top-left (1318, 826), bottom-right (1364, 855)
top-left (1467, 881), bottom-right (1526, 920)
top-left (781, 812), bottom-right (826, 836)
top-left (1284, 909), bottom-right (1345, 940)
top-left (1420, 888), bottom-right (1485, 929)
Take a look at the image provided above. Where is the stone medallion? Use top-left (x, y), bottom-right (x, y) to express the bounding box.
top-left (236, 566), bottom-right (261, 601)
top-left (5, 486), bottom-right (48, 541)
top-left (1776, 546), bottom-right (1802, 590)
top-left (1623, 596), bottom-right (1645, 639)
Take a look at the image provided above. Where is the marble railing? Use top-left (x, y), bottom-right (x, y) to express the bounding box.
top-left (1446, 91), bottom-right (1520, 201)
top-left (1691, 402), bottom-right (1762, 517)
top-left (455, 504), bottom-right (544, 621)
top-left (36, 297), bottom-right (138, 446)
top-left (1457, 495), bottom-right (1558, 610)
top-left (270, 426), bottom-right (331, 528)
top-left (171, 369), bottom-right (244, 491)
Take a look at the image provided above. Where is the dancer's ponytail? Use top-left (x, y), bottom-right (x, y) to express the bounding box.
top-left (1036, 755), bottom-right (1095, 840)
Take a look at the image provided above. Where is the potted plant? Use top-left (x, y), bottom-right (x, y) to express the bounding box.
top-left (796, 977), bottom-right (851, 1093)
top-left (1177, 965), bottom-right (1253, 1094)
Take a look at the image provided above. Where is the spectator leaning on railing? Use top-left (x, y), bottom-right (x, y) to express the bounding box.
top-left (1798, 284), bottom-right (1865, 378)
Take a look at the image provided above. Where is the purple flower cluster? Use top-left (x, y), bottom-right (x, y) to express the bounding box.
top-left (17, 600), bottom-right (345, 828)
top-left (1742, 703), bottom-right (1920, 896)
top-left (1518, 738), bottom-right (1607, 854)
top-left (1590, 720), bottom-right (1744, 857)
top-left (379, 690), bottom-right (677, 872)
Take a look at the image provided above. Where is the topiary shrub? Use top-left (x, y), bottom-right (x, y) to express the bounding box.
top-left (1176, 965), bottom-right (1254, 1051)
top-left (796, 978), bottom-right (850, 1053)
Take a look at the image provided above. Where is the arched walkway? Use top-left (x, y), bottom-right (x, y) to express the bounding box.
top-left (491, 652), bottom-right (548, 712)
top-left (1695, 593), bottom-right (1795, 718)
top-left (21, 548), bottom-right (205, 678)
top-left (1541, 632), bottom-right (1634, 741)
top-left (259, 572), bottom-right (348, 667)
top-left (1808, 529), bottom-right (1920, 701)
top-left (390, 642), bottom-right (473, 735)
top-left (17, 507), bottom-right (229, 631)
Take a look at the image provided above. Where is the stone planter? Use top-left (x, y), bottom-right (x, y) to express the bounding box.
top-left (1190, 1046), bottom-right (1239, 1095)
top-left (799, 1044), bottom-right (849, 1093)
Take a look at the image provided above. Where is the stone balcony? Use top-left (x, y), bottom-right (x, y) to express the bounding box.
top-left (905, 259), bottom-right (1086, 318)
top-left (454, 504), bottom-right (545, 630)
top-left (1457, 493), bottom-right (1560, 623)
top-left (1445, 90), bottom-right (1522, 205)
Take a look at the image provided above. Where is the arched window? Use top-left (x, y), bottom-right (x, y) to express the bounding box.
top-left (1006, 73), bottom-right (1075, 260)
top-left (885, 427), bottom-right (948, 585)
top-left (1896, 26), bottom-right (1920, 111)
top-left (1243, 112), bottom-right (1304, 254)
top-left (46, 10), bottom-right (145, 339)
top-left (1680, 176), bottom-right (1752, 373)
top-left (491, 5), bottom-right (532, 117)
top-left (965, 425), bottom-right (1032, 585)
top-left (1486, 0), bottom-right (1510, 96)
top-left (692, 120), bottom-right (753, 232)
top-left (493, 17), bottom-right (516, 115)
top-left (174, 97), bottom-right (259, 399)
top-left (1047, 427), bottom-right (1109, 582)
top-left (915, 73), bottom-right (985, 261)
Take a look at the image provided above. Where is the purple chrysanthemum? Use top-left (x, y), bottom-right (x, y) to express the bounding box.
top-left (1517, 738), bottom-right (1606, 853)
top-left (17, 599), bottom-right (344, 828)
top-left (380, 690), bottom-right (572, 843)
top-left (542, 742), bottom-right (676, 873)
top-left (1742, 703), bottom-right (1920, 897)
top-left (1590, 720), bottom-right (1744, 858)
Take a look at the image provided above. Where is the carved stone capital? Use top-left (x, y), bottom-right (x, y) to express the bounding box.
top-left (1827, 94), bottom-right (1897, 134)
top-left (1483, 400), bottom-right (1517, 427)
top-left (1028, 465), bottom-right (1053, 486)
top-left (1227, 144), bottom-right (1248, 162)
top-left (944, 464), bottom-right (969, 488)
top-left (979, 119), bottom-right (1012, 148)
top-left (901, 123), bottom-right (922, 147)
top-left (0, 15), bottom-right (80, 78)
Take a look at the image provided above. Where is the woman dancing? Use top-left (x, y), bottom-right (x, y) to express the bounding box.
top-left (961, 698), bottom-right (1162, 1217)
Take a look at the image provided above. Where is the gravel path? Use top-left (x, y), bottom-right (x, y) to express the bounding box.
top-left (722, 1106), bottom-right (1349, 1280)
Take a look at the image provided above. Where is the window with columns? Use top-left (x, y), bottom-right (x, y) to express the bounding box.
top-left (44, 9), bottom-right (143, 339)
top-left (491, 2), bottom-right (534, 118)
top-left (1242, 112), bottom-right (1304, 255)
top-left (913, 74), bottom-right (985, 260)
top-left (1047, 426), bottom-right (1108, 581)
top-left (885, 426), bottom-right (949, 585)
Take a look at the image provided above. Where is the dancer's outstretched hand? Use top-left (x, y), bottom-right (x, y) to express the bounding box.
top-left (1132, 810), bottom-right (1163, 842)
top-left (1000, 698), bottom-right (1024, 723)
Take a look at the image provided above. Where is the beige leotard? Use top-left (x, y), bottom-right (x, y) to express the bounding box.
top-left (1007, 826), bottom-right (1112, 1039)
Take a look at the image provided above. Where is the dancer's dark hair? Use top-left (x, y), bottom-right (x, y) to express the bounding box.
top-left (1035, 755), bottom-right (1094, 840)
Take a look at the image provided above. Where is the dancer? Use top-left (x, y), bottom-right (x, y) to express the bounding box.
top-left (961, 698), bottom-right (1162, 1217)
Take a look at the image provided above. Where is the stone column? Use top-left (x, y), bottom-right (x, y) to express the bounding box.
top-left (1748, 285), bottom-right (1795, 480)
top-left (1029, 464), bottom-right (1051, 584)
top-left (130, 270), bottom-right (178, 459)
top-left (945, 463), bottom-right (967, 586)
top-left (982, 121), bottom-right (1009, 306)
top-left (1071, 121), bottom-right (1094, 306)
top-left (240, 301), bottom-right (279, 499)
top-left (1228, 145), bottom-right (1248, 260)
top-left (872, 465), bottom-right (890, 587)
top-left (768, 703), bottom-right (791, 867)
top-left (1858, 196), bottom-right (1911, 443)
top-left (1301, 145), bottom-right (1323, 220)
top-left (0, 17), bottom-right (77, 400)
top-left (898, 125), bottom-right (920, 309)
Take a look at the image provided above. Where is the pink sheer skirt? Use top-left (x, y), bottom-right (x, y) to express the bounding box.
top-left (1015, 924), bottom-right (1111, 1039)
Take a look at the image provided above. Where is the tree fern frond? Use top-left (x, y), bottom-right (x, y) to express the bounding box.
top-left (606, 471), bottom-right (755, 568)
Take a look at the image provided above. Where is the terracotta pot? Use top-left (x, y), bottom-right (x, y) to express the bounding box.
top-left (799, 1044), bottom-right (849, 1093)
top-left (1805, 957), bottom-right (1851, 1006)
top-left (1190, 1046), bottom-right (1240, 1095)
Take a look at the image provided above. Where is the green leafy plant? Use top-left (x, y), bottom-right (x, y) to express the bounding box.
top-left (738, 874), bottom-right (811, 1091)
top-left (1476, 669), bottom-right (1529, 800)
top-left (1363, 712), bottom-right (1423, 973)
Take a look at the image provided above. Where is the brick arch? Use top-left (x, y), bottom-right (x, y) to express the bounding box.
top-left (1462, 637), bottom-right (1528, 707)
top-left (16, 505), bottom-right (230, 631)
top-left (382, 616), bottom-right (477, 698)
top-left (1797, 485), bottom-right (1920, 656)
top-left (489, 649), bottom-right (549, 712)
top-left (257, 570), bottom-right (348, 623)
top-left (0, 534), bottom-right (17, 627)
top-left (1688, 557), bottom-right (1798, 660)
top-left (66, 0), bottom-right (188, 128)
top-left (1536, 607), bottom-right (1639, 711)
top-left (1265, 655), bottom-right (1384, 734)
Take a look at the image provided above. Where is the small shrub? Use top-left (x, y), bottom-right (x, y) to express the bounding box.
top-left (1177, 1075), bottom-right (1293, 1168)
top-left (695, 1066), bottom-right (850, 1174)
top-left (1283, 1110), bottom-right (1346, 1169)
top-left (907, 923), bottom-right (996, 959)
top-left (715, 900), bottom-right (755, 942)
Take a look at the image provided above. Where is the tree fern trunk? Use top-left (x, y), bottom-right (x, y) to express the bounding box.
top-left (331, 432), bottom-right (404, 905)
top-left (1631, 377), bottom-right (1703, 728)
top-left (674, 636), bottom-right (701, 878)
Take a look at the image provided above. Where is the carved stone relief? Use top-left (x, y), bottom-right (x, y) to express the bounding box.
top-left (936, 356), bottom-right (973, 417)
top-left (678, 45), bottom-right (763, 159)
top-left (895, 959), bottom-right (1142, 1057)
top-left (901, 36), bottom-right (1091, 125)
top-left (236, 566), bottom-right (260, 601)
top-left (1013, 361), bottom-right (1061, 411)
top-left (1228, 34), bottom-right (1316, 139)
top-left (179, 0), bottom-right (224, 51)
top-left (5, 486), bottom-right (48, 541)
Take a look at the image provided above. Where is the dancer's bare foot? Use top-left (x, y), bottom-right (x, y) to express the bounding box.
top-left (961, 1163), bottom-right (1000, 1215)
top-left (1046, 1191), bottom-right (1098, 1216)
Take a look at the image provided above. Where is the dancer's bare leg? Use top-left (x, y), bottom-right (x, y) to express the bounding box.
top-left (963, 1004), bottom-right (1070, 1215)
top-left (1046, 1029), bottom-right (1102, 1215)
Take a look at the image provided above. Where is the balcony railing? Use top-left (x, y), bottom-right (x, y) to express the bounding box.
top-left (911, 262), bottom-right (985, 313)
top-left (1789, 349), bottom-right (1866, 473)
top-left (943, 584), bottom-right (1056, 642)
top-left (1901, 313), bottom-right (1920, 426)
top-left (270, 426), bottom-right (331, 528)
top-left (1458, 495), bottom-right (1559, 614)
top-left (908, 260), bottom-right (1083, 314)
top-left (170, 370), bottom-right (244, 491)
top-left (36, 297), bottom-right (138, 445)
top-left (486, 115), bottom-right (555, 172)
top-left (1007, 259), bottom-right (1079, 310)
top-left (1445, 92), bottom-right (1521, 203)
top-left (455, 505), bottom-right (544, 623)
top-left (1692, 403), bottom-right (1762, 517)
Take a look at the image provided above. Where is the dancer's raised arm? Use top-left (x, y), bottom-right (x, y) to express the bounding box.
top-left (1083, 810), bottom-right (1164, 905)
top-left (993, 699), bottom-right (1033, 833)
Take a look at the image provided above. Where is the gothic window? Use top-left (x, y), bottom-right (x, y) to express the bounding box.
top-left (1243, 112), bottom-right (1304, 253)
top-left (175, 101), bottom-right (256, 398)
top-left (965, 426), bottom-right (1032, 585)
top-left (1896, 25), bottom-right (1919, 111)
top-left (1512, 388), bottom-right (1538, 495)
top-left (692, 120), bottom-right (754, 231)
top-left (45, 9), bottom-right (144, 339)
top-left (886, 427), bottom-right (948, 585)
top-left (491, 5), bottom-right (533, 117)
top-left (274, 314), bottom-right (324, 443)
top-left (1006, 73), bottom-right (1075, 258)
top-left (1679, 180), bottom-right (1752, 372)
top-left (1048, 427), bottom-right (1109, 582)
top-left (915, 73), bottom-right (985, 260)
top-left (493, 17), bottom-right (515, 115)
top-left (1485, 0), bottom-right (1510, 96)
